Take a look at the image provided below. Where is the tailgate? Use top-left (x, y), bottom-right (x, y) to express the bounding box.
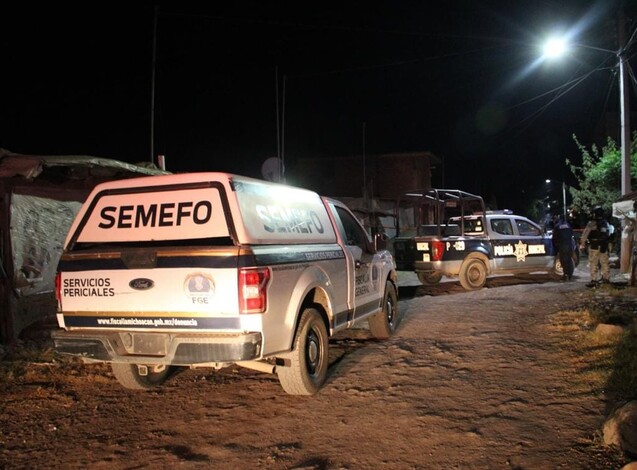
top-left (58, 249), bottom-right (241, 331)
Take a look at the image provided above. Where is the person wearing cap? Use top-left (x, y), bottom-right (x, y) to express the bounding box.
top-left (579, 206), bottom-right (613, 287)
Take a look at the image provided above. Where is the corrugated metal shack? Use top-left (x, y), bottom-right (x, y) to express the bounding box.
top-left (0, 150), bottom-right (168, 343)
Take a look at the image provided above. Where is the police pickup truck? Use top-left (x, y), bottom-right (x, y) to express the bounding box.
top-left (393, 189), bottom-right (565, 290)
top-left (52, 173), bottom-right (398, 395)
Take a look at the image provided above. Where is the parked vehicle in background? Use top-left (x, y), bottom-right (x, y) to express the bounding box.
top-left (392, 189), bottom-right (570, 290)
top-left (52, 173), bottom-right (398, 395)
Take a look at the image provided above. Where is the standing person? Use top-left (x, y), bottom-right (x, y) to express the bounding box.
top-left (552, 214), bottom-right (574, 281)
top-left (579, 206), bottom-right (612, 287)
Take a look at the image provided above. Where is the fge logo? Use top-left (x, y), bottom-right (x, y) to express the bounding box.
top-left (184, 273), bottom-right (215, 304)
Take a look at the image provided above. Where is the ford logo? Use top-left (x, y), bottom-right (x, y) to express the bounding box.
top-left (129, 278), bottom-right (154, 290)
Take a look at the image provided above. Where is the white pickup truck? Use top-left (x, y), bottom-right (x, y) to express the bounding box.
top-left (52, 173), bottom-right (398, 395)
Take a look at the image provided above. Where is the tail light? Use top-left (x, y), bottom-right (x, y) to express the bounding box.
top-left (55, 273), bottom-right (62, 310)
top-left (431, 240), bottom-right (445, 261)
top-left (239, 267), bottom-right (270, 314)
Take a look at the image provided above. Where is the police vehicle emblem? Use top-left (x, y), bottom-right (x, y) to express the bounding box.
top-left (514, 241), bottom-right (529, 262)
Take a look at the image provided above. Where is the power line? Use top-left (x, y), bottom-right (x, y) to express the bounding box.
top-left (508, 67), bottom-right (613, 137)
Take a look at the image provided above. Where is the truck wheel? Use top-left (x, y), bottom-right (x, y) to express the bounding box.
top-left (417, 272), bottom-right (442, 285)
top-left (110, 363), bottom-right (173, 390)
top-left (554, 253), bottom-right (578, 278)
top-left (277, 308), bottom-right (329, 395)
top-left (459, 257), bottom-right (487, 290)
top-left (369, 280), bottom-right (399, 339)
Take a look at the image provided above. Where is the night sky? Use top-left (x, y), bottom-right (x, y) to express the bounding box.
top-left (2, 1), bottom-right (636, 213)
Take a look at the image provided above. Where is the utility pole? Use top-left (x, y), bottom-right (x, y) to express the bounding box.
top-left (150, 5), bottom-right (159, 164)
top-left (619, 8), bottom-right (631, 196)
top-left (275, 67), bottom-right (280, 162)
top-left (618, 6), bottom-right (632, 273)
top-left (274, 67), bottom-right (286, 183)
top-left (281, 75), bottom-right (286, 182)
top-left (562, 182), bottom-right (567, 220)
top-left (362, 122), bottom-right (367, 201)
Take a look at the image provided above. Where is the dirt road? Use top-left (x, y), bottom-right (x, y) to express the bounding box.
top-left (0, 268), bottom-right (628, 469)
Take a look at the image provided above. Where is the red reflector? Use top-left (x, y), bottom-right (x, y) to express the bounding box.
top-left (239, 268), bottom-right (270, 314)
top-left (432, 241), bottom-right (445, 261)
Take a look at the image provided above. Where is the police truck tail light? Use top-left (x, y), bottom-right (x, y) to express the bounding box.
top-left (432, 240), bottom-right (445, 261)
top-left (239, 267), bottom-right (270, 314)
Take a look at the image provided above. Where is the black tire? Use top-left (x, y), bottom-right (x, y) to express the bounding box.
top-left (110, 363), bottom-right (173, 390)
top-left (459, 257), bottom-right (487, 290)
top-left (554, 252), bottom-right (578, 277)
top-left (369, 280), bottom-right (399, 339)
top-left (277, 308), bottom-right (329, 395)
top-left (417, 272), bottom-right (443, 285)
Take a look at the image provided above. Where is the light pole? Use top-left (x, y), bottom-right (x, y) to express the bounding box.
top-left (542, 23), bottom-right (632, 271)
top-left (545, 179), bottom-right (567, 220)
top-left (542, 38), bottom-right (630, 195)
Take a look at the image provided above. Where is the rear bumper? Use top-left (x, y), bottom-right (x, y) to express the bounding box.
top-left (414, 260), bottom-right (463, 276)
top-left (52, 329), bottom-right (262, 365)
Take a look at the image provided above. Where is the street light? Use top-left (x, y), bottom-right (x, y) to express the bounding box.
top-left (542, 26), bottom-right (632, 272)
top-left (545, 179), bottom-right (567, 220)
top-left (541, 35), bottom-right (630, 196)
top-left (542, 37), bottom-right (567, 59)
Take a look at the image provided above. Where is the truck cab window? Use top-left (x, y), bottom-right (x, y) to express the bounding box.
top-left (516, 220), bottom-right (541, 236)
top-left (335, 206), bottom-right (370, 250)
top-left (491, 219), bottom-right (513, 235)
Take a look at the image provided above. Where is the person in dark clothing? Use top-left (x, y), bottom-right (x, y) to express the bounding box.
top-left (552, 214), bottom-right (574, 281)
top-left (579, 206), bottom-right (613, 287)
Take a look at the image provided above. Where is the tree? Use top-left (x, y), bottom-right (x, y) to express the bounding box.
top-left (566, 133), bottom-right (637, 218)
